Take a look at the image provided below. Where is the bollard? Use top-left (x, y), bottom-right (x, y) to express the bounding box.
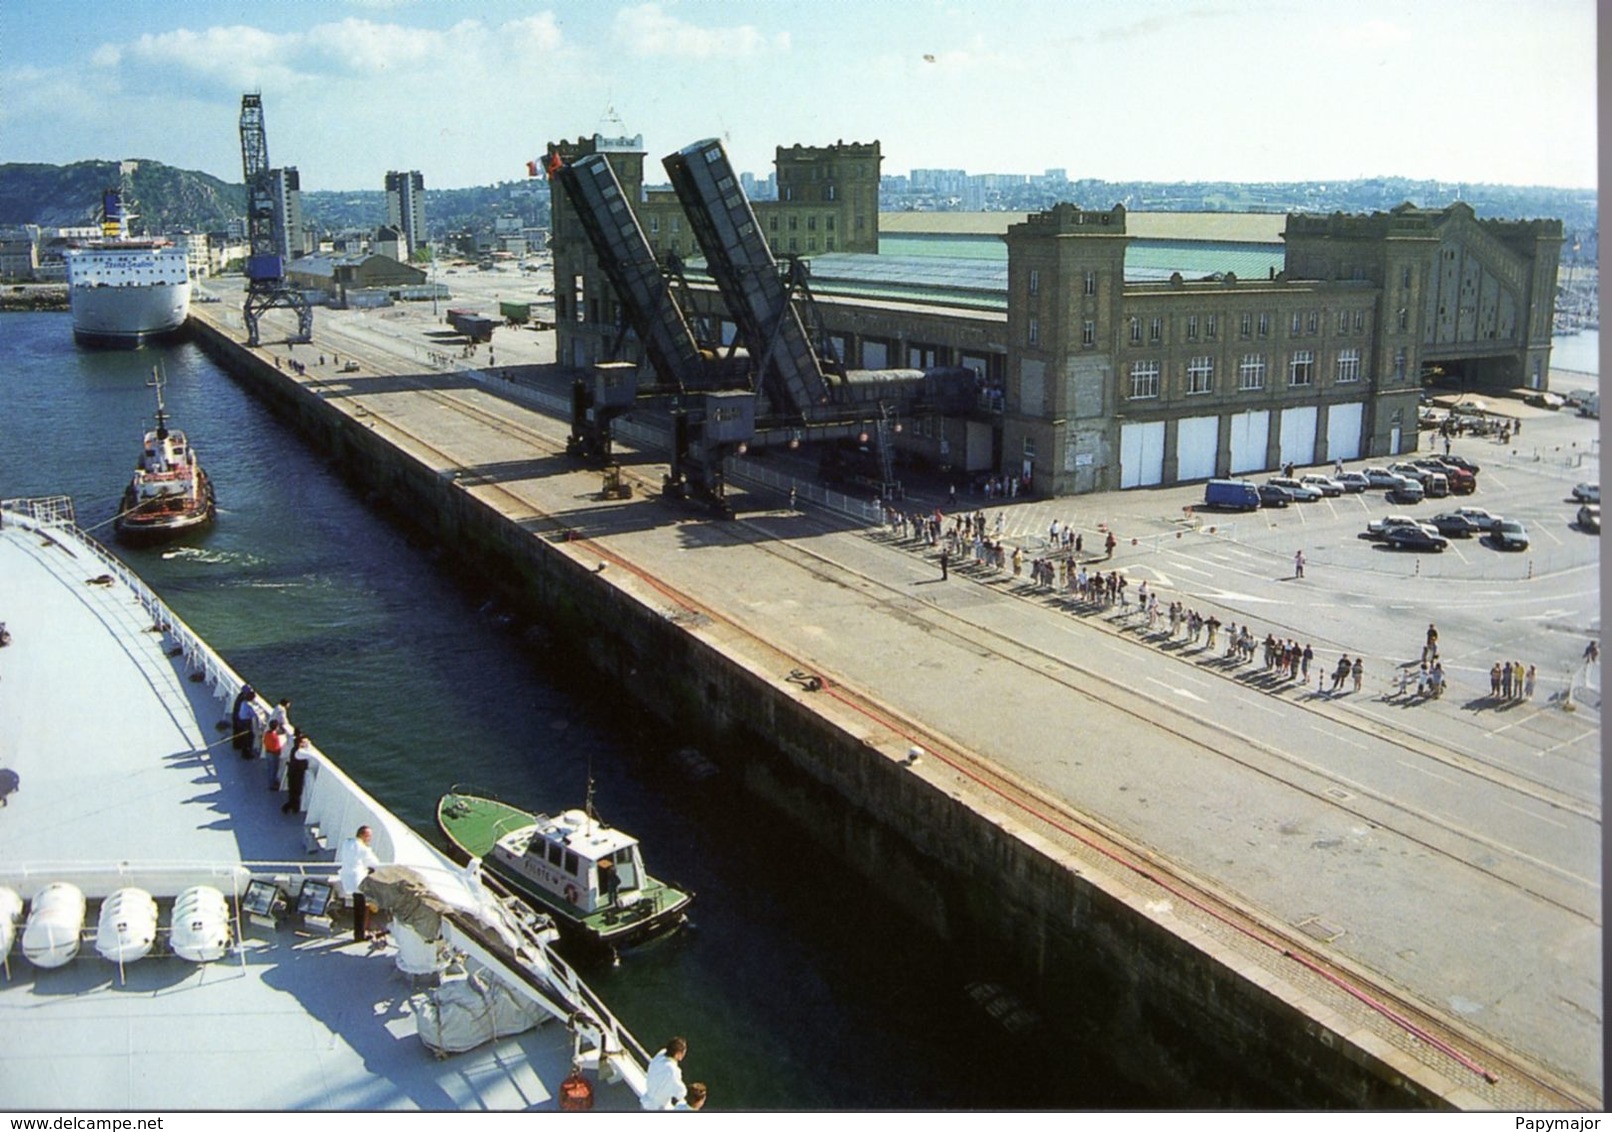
top-left (1414, 556), bottom-right (1420, 576)
top-left (1527, 558), bottom-right (1533, 580)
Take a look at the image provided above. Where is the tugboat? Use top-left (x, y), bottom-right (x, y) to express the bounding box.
top-left (437, 781), bottom-right (693, 954)
top-left (114, 367), bottom-right (215, 544)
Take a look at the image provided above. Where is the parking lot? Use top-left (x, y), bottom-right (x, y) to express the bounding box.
top-left (930, 401), bottom-right (1600, 724)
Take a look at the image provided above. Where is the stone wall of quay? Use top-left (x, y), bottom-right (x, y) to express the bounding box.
top-left (190, 314), bottom-right (1462, 1110)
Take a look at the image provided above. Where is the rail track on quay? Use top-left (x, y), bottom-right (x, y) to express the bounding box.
top-left (230, 318), bottom-right (1595, 1109)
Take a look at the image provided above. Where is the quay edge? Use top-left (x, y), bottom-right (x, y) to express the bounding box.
top-left (187, 311), bottom-right (1588, 1111)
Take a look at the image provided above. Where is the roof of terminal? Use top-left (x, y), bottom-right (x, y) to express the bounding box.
top-left (878, 210), bottom-right (1290, 243)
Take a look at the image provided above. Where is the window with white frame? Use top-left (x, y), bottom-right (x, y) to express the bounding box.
top-left (1023, 435), bottom-right (1037, 460)
top-left (1186, 355), bottom-right (1214, 394)
top-left (1084, 271), bottom-right (1097, 296)
top-left (1186, 314), bottom-right (1199, 340)
top-left (1240, 312), bottom-right (1252, 338)
top-left (1028, 269), bottom-right (1039, 296)
top-left (1393, 348), bottom-right (1407, 381)
top-left (1258, 312), bottom-right (1270, 337)
top-left (1291, 312), bottom-right (1303, 335)
top-left (1206, 314), bottom-right (1218, 339)
top-left (1336, 348), bottom-right (1361, 383)
top-left (1129, 317), bottom-right (1142, 344)
top-left (1149, 316), bottom-right (1163, 342)
top-left (1289, 350), bottom-right (1315, 386)
top-left (1238, 353), bottom-right (1266, 391)
top-left (1354, 310), bottom-right (1364, 332)
top-left (1338, 310), bottom-right (1349, 334)
top-left (1129, 360), bottom-right (1160, 399)
top-left (1081, 320), bottom-right (1096, 347)
top-left (1307, 311), bottom-right (1318, 334)
top-left (1028, 317), bottom-right (1039, 346)
top-left (1398, 307), bottom-right (1409, 331)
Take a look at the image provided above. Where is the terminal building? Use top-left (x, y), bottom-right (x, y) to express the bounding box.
top-left (548, 133), bottom-right (1562, 497)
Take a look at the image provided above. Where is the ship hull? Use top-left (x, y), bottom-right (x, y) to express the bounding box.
top-left (70, 282), bottom-right (192, 348)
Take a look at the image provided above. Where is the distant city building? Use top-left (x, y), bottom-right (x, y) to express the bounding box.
top-left (385, 170), bottom-right (426, 261)
top-left (373, 224), bottom-right (404, 262)
top-left (269, 167), bottom-right (305, 260)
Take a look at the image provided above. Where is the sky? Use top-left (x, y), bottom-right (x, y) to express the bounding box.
top-left (0, 0), bottom-right (1597, 192)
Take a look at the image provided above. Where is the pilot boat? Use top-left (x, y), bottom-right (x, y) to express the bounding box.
top-left (437, 783), bottom-right (693, 954)
top-left (114, 366), bottom-right (215, 544)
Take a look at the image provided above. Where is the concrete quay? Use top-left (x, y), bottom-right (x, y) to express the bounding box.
top-left (187, 297), bottom-right (1600, 1110)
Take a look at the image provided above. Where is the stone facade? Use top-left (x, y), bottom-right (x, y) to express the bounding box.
top-left (551, 133), bottom-right (1563, 497)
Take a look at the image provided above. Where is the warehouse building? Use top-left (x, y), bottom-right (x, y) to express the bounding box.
top-left (549, 133), bottom-right (1562, 496)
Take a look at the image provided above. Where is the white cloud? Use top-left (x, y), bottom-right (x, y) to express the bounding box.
top-left (613, 4), bottom-right (788, 59)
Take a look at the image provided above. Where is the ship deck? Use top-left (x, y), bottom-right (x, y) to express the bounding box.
top-left (0, 510), bottom-right (636, 1111)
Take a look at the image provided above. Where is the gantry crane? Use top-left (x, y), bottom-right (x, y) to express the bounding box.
top-left (239, 93), bottom-right (312, 346)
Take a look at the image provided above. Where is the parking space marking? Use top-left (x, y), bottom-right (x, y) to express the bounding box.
top-left (1537, 523), bottom-right (1565, 547)
top-left (1146, 676), bottom-right (1206, 703)
top-left (1317, 725), bottom-right (1367, 749)
top-left (1399, 759), bottom-right (1456, 785)
top-left (1497, 797), bottom-right (1568, 830)
top-left (1447, 542), bottom-right (1470, 565)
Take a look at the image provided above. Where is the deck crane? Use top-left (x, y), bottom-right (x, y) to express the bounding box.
top-left (239, 93), bottom-right (312, 347)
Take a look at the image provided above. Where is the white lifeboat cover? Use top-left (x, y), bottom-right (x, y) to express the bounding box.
top-left (23, 882), bottom-right (86, 969)
top-left (0, 886), bottom-right (22, 957)
top-left (170, 885), bottom-right (230, 963)
top-left (96, 887), bottom-right (159, 964)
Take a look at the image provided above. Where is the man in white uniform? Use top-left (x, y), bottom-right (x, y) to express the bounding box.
top-left (641, 1037), bottom-right (688, 1110)
top-left (337, 825), bottom-right (381, 941)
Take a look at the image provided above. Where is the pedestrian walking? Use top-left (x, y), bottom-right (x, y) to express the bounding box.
top-left (1424, 623), bottom-right (1439, 664)
top-left (940, 549), bottom-right (950, 581)
top-left (1293, 550), bottom-right (1306, 579)
top-left (1301, 644), bottom-right (1313, 681)
top-left (1104, 531), bottom-right (1117, 559)
top-left (1501, 662), bottom-right (1514, 699)
top-left (1524, 664), bottom-right (1537, 699)
top-left (1586, 640), bottom-right (1600, 665)
top-left (1489, 662), bottom-right (1502, 698)
top-left (1351, 656), bottom-right (1363, 694)
top-left (1334, 457), bottom-right (1344, 477)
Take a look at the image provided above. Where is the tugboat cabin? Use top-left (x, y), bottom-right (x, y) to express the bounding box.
top-left (495, 810), bottom-right (647, 915)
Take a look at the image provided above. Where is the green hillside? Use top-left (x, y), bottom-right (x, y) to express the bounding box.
top-left (0, 160), bottom-right (243, 232)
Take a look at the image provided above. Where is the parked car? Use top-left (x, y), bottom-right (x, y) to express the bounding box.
top-left (1386, 477), bottom-right (1425, 505)
top-left (1577, 503), bottom-right (1600, 533)
top-left (1453, 506), bottom-right (1503, 531)
top-left (1563, 389), bottom-right (1597, 409)
top-left (1524, 391), bottom-right (1565, 409)
top-left (1266, 476), bottom-right (1322, 502)
top-left (1257, 483), bottom-right (1294, 508)
top-left (1362, 466), bottom-right (1404, 488)
top-left (1490, 519), bottom-right (1530, 550)
top-left (1428, 512), bottom-right (1480, 538)
top-left (1383, 526), bottom-right (1449, 552)
top-left (1203, 478), bottom-right (1261, 511)
top-left (1388, 462), bottom-right (1433, 487)
top-left (1299, 473), bottom-right (1345, 497)
top-left (1334, 471), bottom-right (1370, 493)
top-left (1365, 515), bottom-right (1434, 540)
top-left (1571, 482), bottom-right (1600, 503)
top-left (1439, 454), bottom-right (1481, 475)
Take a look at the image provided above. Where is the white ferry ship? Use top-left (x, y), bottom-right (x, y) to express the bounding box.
top-left (63, 188), bottom-right (191, 347)
top-left (0, 495), bottom-right (654, 1110)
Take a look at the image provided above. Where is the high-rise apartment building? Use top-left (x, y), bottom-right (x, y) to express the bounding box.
top-left (270, 167), bottom-right (305, 261)
top-left (385, 171), bottom-right (426, 260)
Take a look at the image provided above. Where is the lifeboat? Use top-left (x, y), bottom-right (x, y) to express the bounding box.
top-left (23, 882), bottom-right (86, 969)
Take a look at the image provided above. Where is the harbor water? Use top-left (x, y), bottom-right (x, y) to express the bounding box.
top-left (0, 312), bottom-right (1146, 1110)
